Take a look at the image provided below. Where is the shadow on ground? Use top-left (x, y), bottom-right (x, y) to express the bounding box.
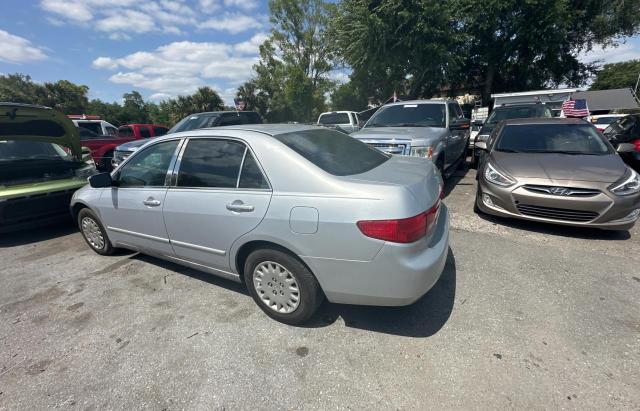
top-left (0, 220), bottom-right (78, 248)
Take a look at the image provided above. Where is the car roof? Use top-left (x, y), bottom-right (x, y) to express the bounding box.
top-left (501, 118), bottom-right (588, 126)
top-left (198, 123), bottom-right (318, 136)
top-left (493, 103), bottom-right (546, 109)
top-left (385, 99), bottom-right (452, 107)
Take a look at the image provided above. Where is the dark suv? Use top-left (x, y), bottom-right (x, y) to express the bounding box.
top-left (112, 111), bottom-right (262, 167)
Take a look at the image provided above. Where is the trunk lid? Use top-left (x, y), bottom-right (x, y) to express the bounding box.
top-left (0, 103), bottom-right (82, 158)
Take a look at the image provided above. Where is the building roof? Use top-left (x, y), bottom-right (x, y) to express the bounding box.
top-left (572, 88), bottom-right (639, 111)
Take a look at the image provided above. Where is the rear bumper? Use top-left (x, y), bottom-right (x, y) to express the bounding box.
top-left (0, 188), bottom-right (79, 233)
top-left (304, 205), bottom-right (450, 306)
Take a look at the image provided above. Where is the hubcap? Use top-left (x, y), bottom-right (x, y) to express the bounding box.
top-left (253, 261), bottom-right (300, 314)
top-left (81, 217), bottom-right (105, 250)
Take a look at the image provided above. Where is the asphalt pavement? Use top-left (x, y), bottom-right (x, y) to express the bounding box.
top-left (0, 165), bottom-right (638, 410)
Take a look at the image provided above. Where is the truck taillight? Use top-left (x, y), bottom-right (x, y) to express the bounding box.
top-left (357, 199), bottom-right (441, 243)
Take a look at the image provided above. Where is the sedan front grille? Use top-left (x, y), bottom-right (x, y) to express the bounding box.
top-left (523, 185), bottom-right (600, 197)
top-left (367, 143), bottom-right (408, 155)
top-left (516, 204), bottom-right (599, 222)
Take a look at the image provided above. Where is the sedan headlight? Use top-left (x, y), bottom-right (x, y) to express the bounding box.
top-left (484, 163), bottom-right (516, 187)
top-left (410, 146), bottom-right (433, 159)
top-left (610, 169), bottom-right (640, 196)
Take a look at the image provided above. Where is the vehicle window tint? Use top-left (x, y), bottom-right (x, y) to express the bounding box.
top-left (239, 150), bottom-right (269, 189)
top-left (167, 114), bottom-right (220, 133)
top-left (139, 126), bottom-right (151, 138)
top-left (77, 122), bottom-right (102, 134)
top-left (273, 128), bottom-right (389, 176)
top-left (106, 126), bottom-right (118, 136)
top-left (319, 113), bottom-right (350, 124)
top-left (366, 104), bottom-right (446, 128)
top-left (118, 126), bottom-right (134, 137)
top-left (117, 140), bottom-right (179, 187)
top-left (78, 127), bottom-right (106, 140)
top-left (177, 139), bottom-right (245, 188)
top-left (218, 114), bottom-right (244, 126)
top-left (153, 126), bottom-right (168, 136)
top-left (240, 112), bottom-right (262, 124)
top-left (496, 124), bottom-right (611, 155)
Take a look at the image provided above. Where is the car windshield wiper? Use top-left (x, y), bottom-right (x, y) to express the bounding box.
top-left (495, 148), bottom-right (521, 153)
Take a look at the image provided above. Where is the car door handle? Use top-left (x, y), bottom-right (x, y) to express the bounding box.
top-left (226, 201), bottom-right (254, 212)
top-left (143, 198), bottom-right (161, 207)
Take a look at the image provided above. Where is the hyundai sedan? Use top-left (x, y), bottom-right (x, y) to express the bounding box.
top-left (71, 125), bottom-right (449, 324)
top-left (475, 118), bottom-right (640, 230)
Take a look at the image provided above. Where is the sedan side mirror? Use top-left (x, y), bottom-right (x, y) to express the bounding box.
top-left (475, 141), bottom-right (488, 151)
top-left (450, 118), bottom-right (471, 131)
top-left (616, 143), bottom-right (636, 153)
top-left (89, 172), bottom-right (113, 188)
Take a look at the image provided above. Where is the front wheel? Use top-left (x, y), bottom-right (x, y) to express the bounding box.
top-left (78, 208), bottom-right (115, 256)
top-left (244, 248), bottom-right (324, 325)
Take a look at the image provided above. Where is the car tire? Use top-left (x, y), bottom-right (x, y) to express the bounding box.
top-left (244, 248), bottom-right (324, 325)
top-left (77, 208), bottom-right (115, 256)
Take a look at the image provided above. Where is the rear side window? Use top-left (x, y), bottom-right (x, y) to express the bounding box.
top-left (239, 150), bottom-right (269, 189)
top-left (319, 113), bottom-right (350, 125)
top-left (139, 126), bottom-right (151, 138)
top-left (118, 126), bottom-right (134, 137)
top-left (177, 139), bottom-right (246, 188)
top-left (153, 126), bottom-right (168, 136)
top-left (273, 129), bottom-right (389, 176)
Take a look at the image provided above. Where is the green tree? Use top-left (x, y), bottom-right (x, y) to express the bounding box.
top-left (329, 80), bottom-right (368, 111)
top-left (37, 80), bottom-right (89, 113)
top-left (590, 59), bottom-right (640, 91)
top-left (0, 73), bottom-right (40, 103)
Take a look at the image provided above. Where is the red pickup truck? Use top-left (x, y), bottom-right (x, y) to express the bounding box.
top-left (78, 128), bottom-right (136, 171)
top-left (118, 124), bottom-right (169, 139)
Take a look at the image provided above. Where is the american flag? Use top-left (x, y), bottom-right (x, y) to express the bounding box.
top-left (561, 99), bottom-right (589, 118)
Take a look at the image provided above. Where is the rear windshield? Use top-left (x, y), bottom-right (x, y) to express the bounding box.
top-left (168, 114), bottom-right (220, 133)
top-left (366, 104), bottom-right (446, 128)
top-left (77, 122), bottom-right (102, 134)
top-left (496, 124), bottom-right (612, 155)
top-left (594, 117), bottom-right (618, 125)
top-left (319, 113), bottom-right (350, 125)
top-left (273, 129), bottom-right (389, 176)
top-left (486, 105), bottom-right (551, 124)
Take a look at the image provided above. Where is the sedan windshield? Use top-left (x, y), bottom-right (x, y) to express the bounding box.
top-left (168, 114), bottom-right (220, 134)
top-left (366, 104), bottom-right (446, 128)
top-left (274, 128), bottom-right (389, 176)
top-left (0, 140), bottom-right (73, 161)
top-left (495, 124), bottom-right (612, 155)
top-left (486, 105), bottom-right (551, 124)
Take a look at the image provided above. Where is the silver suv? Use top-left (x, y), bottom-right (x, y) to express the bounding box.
top-left (351, 100), bottom-right (470, 175)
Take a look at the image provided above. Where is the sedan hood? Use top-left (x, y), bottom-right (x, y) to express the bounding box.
top-left (116, 138), bottom-right (148, 152)
top-left (0, 103), bottom-right (82, 158)
top-left (352, 126), bottom-right (447, 145)
top-left (492, 151), bottom-right (627, 183)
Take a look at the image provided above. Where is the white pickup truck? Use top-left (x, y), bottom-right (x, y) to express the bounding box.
top-left (317, 111), bottom-right (361, 133)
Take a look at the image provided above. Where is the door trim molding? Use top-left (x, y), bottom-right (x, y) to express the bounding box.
top-left (107, 226), bottom-right (170, 244)
top-left (170, 239), bottom-right (226, 256)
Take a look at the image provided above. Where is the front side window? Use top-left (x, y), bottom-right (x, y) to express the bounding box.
top-left (118, 126), bottom-right (134, 137)
top-left (177, 139), bottom-right (246, 188)
top-left (117, 140), bottom-right (179, 187)
top-left (366, 104), bottom-right (446, 128)
top-left (495, 124), bottom-right (612, 155)
top-left (274, 128), bottom-right (389, 176)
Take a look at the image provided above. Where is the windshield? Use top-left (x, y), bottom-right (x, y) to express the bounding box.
top-left (0, 140), bottom-right (73, 161)
top-left (594, 116), bottom-right (619, 125)
top-left (168, 114), bottom-right (220, 134)
top-left (366, 104), bottom-right (446, 128)
top-left (486, 105), bottom-right (551, 124)
top-left (319, 113), bottom-right (350, 125)
top-left (273, 128), bottom-right (389, 176)
top-left (495, 124), bottom-right (612, 155)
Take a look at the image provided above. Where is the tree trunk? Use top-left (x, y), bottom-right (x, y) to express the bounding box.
top-left (482, 66), bottom-right (495, 106)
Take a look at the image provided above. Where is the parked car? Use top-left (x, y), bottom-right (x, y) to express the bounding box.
top-left (317, 111), bottom-right (361, 133)
top-left (591, 114), bottom-right (626, 132)
top-left (0, 103), bottom-right (97, 232)
top-left (111, 111), bottom-right (263, 167)
top-left (68, 115), bottom-right (118, 136)
top-left (471, 103), bottom-right (552, 166)
top-left (118, 124), bottom-right (168, 139)
top-left (474, 118), bottom-right (639, 230)
top-left (78, 128), bottom-right (136, 171)
top-left (351, 100), bottom-right (470, 176)
top-left (602, 114), bottom-right (640, 172)
top-left (72, 125), bottom-right (449, 324)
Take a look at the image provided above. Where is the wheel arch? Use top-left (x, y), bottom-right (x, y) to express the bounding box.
top-left (233, 239), bottom-right (316, 284)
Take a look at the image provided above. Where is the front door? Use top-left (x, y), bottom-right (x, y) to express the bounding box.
top-left (163, 138), bottom-right (272, 271)
top-left (97, 139), bottom-right (181, 255)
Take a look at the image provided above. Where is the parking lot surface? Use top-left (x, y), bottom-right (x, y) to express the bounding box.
top-left (1, 166), bottom-right (639, 410)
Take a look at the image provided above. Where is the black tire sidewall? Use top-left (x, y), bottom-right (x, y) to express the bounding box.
top-left (244, 248), bottom-right (323, 325)
top-left (77, 208), bottom-right (114, 256)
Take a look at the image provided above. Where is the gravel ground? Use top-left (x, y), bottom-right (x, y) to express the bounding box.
top-left (0, 166), bottom-right (638, 410)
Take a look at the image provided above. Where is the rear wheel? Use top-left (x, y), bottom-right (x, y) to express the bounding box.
top-left (78, 208), bottom-right (115, 256)
top-left (244, 248), bottom-right (324, 325)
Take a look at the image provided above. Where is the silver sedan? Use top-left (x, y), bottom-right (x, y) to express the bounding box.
top-left (71, 125), bottom-right (449, 324)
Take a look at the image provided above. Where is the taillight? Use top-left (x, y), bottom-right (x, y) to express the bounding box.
top-left (357, 199), bottom-right (441, 243)
top-left (633, 139), bottom-right (640, 152)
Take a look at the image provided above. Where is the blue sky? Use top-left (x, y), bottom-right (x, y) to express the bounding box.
top-left (0, 0), bottom-right (639, 106)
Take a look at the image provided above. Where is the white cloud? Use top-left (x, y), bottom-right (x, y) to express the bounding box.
top-left (223, 0), bottom-right (258, 11)
top-left (92, 39), bottom-right (261, 103)
top-left (96, 10), bottom-right (156, 34)
top-left (0, 30), bottom-right (47, 64)
top-left (234, 32), bottom-right (268, 54)
top-left (580, 42), bottom-right (640, 65)
top-left (328, 70), bottom-right (350, 84)
top-left (198, 13), bottom-right (264, 34)
top-left (41, 0), bottom-right (93, 22)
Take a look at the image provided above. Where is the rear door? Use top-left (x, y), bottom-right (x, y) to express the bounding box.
top-left (162, 137), bottom-right (272, 271)
top-left (446, 102), bottom-right (466, 165)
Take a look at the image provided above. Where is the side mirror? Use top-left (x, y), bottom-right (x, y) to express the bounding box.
top-left (450, 118), bottom-right (471, 131)
top-left (475, 141), bottom-right (488, 151)
top-left (81, 146), bottom-right (93, 162)
top-left (616, 143), bottom-right (636, 153)
top-left (88, 172), bottom-right (113, 188)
